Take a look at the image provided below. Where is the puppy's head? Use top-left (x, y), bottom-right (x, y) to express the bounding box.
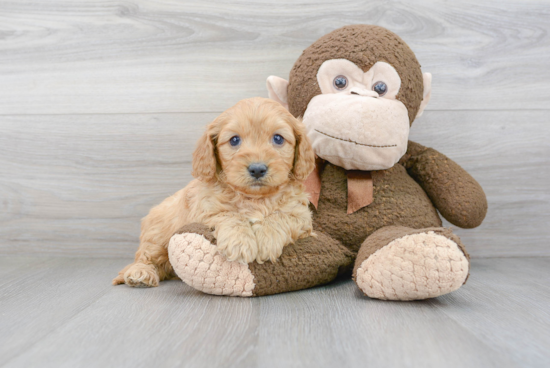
top-left (192, 97), bottom-right (315, 196)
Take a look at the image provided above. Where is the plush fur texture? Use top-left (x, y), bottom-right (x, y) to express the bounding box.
top-left (113, 97), bottom-right (315, 287)
top-left (303, 59), bottom-right (412, 171)
top-left (148, 25), bottom-right (488, 301)
top-left (310, 141), bottom-right (487, 253)
top-left (288, 25), bottom-right (424, 123)
top-left (353, 227), bottom-right (470, 301)
top-left (168, 223), bottom-right (355, 297)
top-left (169, 228), bottom-right (255, 297)
top-left (402, 141), bottom-right (488, 228)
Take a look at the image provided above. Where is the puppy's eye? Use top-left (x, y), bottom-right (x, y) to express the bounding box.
top-left (229, 135), bottom-right (241, 147)
top-left (272, 134), bottom-right (284, 146)
top-left (333, 75), bottom-right (348, 90)
top-left (372, 81), bottom-right (388, 96)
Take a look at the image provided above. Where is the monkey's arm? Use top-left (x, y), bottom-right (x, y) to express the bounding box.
top-left (401, 140), bottom-right (487, 229)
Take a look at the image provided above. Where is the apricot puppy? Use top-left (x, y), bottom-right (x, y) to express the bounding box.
top-left (113, 97), bottom-right (316, 287)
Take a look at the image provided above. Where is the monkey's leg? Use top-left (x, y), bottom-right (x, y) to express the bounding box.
top-left (352, 226), bottom-right (470, 301)
top-left (168, 223), bottom-right (354, 297)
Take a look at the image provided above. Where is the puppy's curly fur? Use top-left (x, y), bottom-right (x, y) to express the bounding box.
top-left (113, 97), bottom-right (316, 287)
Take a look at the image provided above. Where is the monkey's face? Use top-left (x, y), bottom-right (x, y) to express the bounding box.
top-left (266, 25), bottom-right (432, 172)
top-left (302, 59), bottom-right (410, 171)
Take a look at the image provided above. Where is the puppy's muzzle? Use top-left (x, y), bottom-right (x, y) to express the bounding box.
top-left (248, 163), bottom-right (268, 179)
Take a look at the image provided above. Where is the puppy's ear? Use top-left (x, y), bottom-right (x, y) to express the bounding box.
top-left (292, 118), bottom-right (316, 181)
top-left (192, 127), bottom-right (217, 182)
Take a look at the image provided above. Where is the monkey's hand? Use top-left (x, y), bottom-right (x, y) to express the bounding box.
top-left (403, 140), bottom-right (488, 229)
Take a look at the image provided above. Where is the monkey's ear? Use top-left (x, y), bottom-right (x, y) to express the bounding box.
top-left (266, 76), bottom-right (289, 110)
top-left (416, 72), bottom-right (432, 118)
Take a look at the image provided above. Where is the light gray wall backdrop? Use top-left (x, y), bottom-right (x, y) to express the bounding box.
top-left (1, 0), bottom-right (549, 258)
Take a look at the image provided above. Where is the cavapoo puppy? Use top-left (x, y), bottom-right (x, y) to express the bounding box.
top-left (113, 97), bottom-right (316, 287)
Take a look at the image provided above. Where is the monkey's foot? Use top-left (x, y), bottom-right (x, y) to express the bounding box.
top-left (169, 223), bottom-right (354, 297)
top-left (353, 227), bottom-right (470, 301)
top-left (168, 224), bottom-right (255, 297)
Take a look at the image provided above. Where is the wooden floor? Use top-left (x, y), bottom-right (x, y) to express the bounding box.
top-left (0, 256), bottom-right (548, 368)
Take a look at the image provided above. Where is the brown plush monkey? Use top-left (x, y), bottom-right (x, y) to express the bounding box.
top-left (169, 25), bottom-right (487, 300)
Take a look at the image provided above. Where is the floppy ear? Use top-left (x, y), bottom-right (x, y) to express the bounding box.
top-left (266, 76), bottom-right (289, 110)
top-left (192, 128), bottom-right (217, 182)
top-left (292, 119), bottom-right (316, 181)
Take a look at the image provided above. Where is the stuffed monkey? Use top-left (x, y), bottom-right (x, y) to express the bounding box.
top-left (168, 25), bottom-right (487, 300)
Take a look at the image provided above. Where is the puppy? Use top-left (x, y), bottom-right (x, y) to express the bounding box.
top-left (113, 97), bottom-right (316, 287)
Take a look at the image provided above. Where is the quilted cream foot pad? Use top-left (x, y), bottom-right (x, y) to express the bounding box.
top-left (168, 233), bottom-right (255, 297)
top-left (355, 231), bottom-right (469, 301)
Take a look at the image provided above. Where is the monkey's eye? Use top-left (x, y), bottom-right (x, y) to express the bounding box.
top-left (272, 134), bottom-right (284, 146)
top-left (229, 135), bottom-right (241, 147)
top-left (333, 75), bottom-right (348, 90)
top-left (372, 81), bottom-right (388, 96)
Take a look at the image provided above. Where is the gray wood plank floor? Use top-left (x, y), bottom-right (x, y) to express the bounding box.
top-left (0, 256), bottom-right (548, 368)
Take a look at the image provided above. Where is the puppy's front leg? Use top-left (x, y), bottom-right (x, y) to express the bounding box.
top-left (253, 211), bottom-right (313, 263)
top-left (212, 213), bottom-right (258, 264)
top-left (113, 189), bottom-right (187, 287)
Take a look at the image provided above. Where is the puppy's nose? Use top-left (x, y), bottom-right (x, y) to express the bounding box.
top-left (248, 163), bottom-right (268, 179)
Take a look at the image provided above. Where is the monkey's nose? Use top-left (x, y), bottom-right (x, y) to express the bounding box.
top-left (350, 87), bottom-right (378, 98)
top-left (248, 163), bottom-right (268, 179)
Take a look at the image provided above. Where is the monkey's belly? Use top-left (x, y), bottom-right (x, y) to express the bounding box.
top-left (312, 163), bottom-right (441, 253)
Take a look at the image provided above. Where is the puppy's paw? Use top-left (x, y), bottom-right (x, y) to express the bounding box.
top-left (122, 263), bottom-right (160, 288)
top-left (215, 225), bottom-right (258, 264)
top-left (253, 224), bottom-right (288, 264)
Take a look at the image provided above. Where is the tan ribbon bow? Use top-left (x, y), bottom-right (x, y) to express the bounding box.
top-left (304, 158), bottom-right (374, 215)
